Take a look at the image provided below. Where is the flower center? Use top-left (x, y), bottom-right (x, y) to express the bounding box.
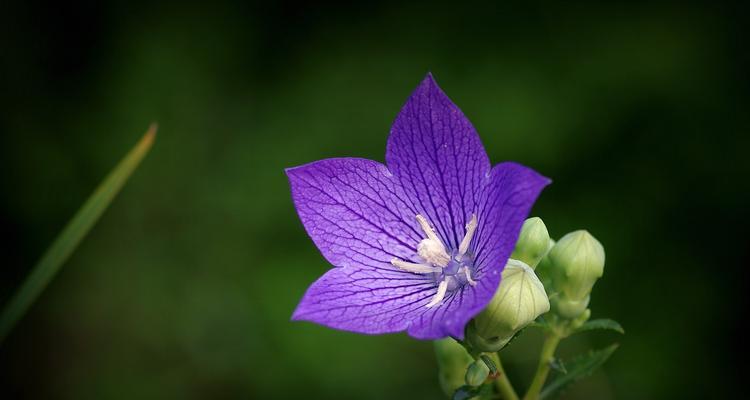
top-left (391, 214), bottom-right (478, 308)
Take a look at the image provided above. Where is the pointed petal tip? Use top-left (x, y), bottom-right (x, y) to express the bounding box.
top-left (284, 166), bottom-right (300, 177)
top-left (496, 161), bottom-right (552, 189)
top-left (419, 71), bottom-right (440, 89)
top-left (290, 302), bottom-right (312, 322)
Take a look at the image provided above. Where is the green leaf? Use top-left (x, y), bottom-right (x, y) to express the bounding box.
top-left (540, 343), bottom-right (619, 399)
top-left (574, 319), bottom-right (625, 335)
top-left (549, 357), bottom-right (567, 374)
top-left (0, 124), bottom-right (157, 343)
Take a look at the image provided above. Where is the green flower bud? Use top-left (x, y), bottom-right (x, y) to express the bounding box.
top-left (534, 239), bottom-right (556, 289)
top-left (549, 230), bottom-right (605, 301)
top-left (470, 259), bottom-right (550, 351)
top-left (551, 295), bottom-right (590, 320)
top-left (434, 338), bottom-right (473, 396)
top-left (465, 359), bottom-right (490, 387)
top-left (511, 217), bottom-right (551, 269)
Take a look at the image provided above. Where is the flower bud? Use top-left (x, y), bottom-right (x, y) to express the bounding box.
top-left (465, 359), bottom-right (490, 387)
top-left (534, 239), bottom-right (555, 289)
top-left (469, 259), bottom-right (550, 351)
top-left (551, 295), bottom-right (590, 320)
top-left (434, 338), bottom-right (473, 396)
top-left (549, 230), bottom-right (605, 301)
top-left (511, 217), bottom-right (551, 269)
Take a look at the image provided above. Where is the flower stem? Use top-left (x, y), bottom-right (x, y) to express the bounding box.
top-left (523, 333), bottom-right (561, 400)
top-left (489, 353), bottom-right (518, 400)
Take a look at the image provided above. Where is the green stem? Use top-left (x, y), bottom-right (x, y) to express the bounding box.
top-left (0, 125), bottom-right (156, 344)
top-left (489, 353), bottom-right (518, 400)
top-left (523, 333), bottom-right (561, 400)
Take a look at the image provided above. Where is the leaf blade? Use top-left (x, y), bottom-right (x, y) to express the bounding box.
top-left (540, 343), bottom-right (619, 399)
top-left (575, 319), bottom-right (625, 335)
top-left (0, 124), bottom-right (157, 343)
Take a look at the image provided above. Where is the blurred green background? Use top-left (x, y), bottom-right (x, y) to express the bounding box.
top-left (1, 1), bottom-right (747, 399)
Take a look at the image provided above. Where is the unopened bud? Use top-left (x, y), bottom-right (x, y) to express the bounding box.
top-left (549, 230), bottom-right (605, 300)
top-left (469, 259), bottom-right (550, 351)
top-left (511, 217), bottom-right (551, 269)
top-left (465, 359), bottom-right (490, 387)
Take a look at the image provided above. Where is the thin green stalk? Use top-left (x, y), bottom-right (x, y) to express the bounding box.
top-left (489, 352), bottom-right (518, 400)
top-left (523, 333), bottom-right (561, 400)
top-left (0, 124), bottom-right (156, 343)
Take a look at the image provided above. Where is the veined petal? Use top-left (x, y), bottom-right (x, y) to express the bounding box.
top-left (292, 266), bottom-right (437, 334)
top-left (473, 162), bottom-right (551, 288)
top-left (386, 74), bottom-right (491, 251)
top-left (286, 158), bottom-right (425, 270)
top-left (406, 285), bottom-right (483, 339)
top-left (406, 163), bottom-right (550, 340)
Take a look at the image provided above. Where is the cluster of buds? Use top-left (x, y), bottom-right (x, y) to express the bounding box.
top-left (462, 218), bottom-right (606, 353)
top-left (436, 217), bottom-right (610, 397)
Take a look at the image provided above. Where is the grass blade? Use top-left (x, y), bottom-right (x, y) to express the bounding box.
top-left (0, 124), bottom-right (157, 343)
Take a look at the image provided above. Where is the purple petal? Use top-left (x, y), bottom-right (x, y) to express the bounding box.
top-left (292, 266), bottom-right (438, 335)
top-left (287, 157), bottom-right (440, 334)
top-left (286, 158), bottom-right (424, 270)
top-left (473, 162), bottom-right (551, 275)
top-left (386, 74), bottom-right (491, 251)
top-left (406, 163), bottom-right (549, 339)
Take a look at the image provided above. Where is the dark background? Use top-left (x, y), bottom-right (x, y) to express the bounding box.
top-left (1, 1), bottom-right (747, 399)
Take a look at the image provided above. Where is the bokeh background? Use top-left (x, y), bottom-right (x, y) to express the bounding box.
top-left (1, 1), bottom-right (747, 399)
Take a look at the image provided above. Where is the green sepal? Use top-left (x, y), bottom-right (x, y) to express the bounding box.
top-left (528, 316), bottom-right (553, 332)
top-left (479, 354), bottom-right (498, 375)
top-left (573, 319), bottom-right (624, 335)
top-left (540, 343), bottom-right (619, 399)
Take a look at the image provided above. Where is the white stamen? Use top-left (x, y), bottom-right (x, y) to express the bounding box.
top-left (415, 215), bottom-right (450, 267)
top-left (426, 279), bottom-right (449, 308)
top-left (416, 214), bottom-right (443, 244)
top-left (458, 214), bottom-right (478, 257)
top-left (418, 239), bottom-right (451, 267)
top-left (463, 266), bottom-right (477, 286)
top-left (391, 258), bottom-right (441, 274)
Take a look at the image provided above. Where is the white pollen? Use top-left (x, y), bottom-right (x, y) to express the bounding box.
top-left (415, 214), bottom-right (450, 267)
top-left (458, 214), bottom-right (478, 257)
top-left (390, 259), bottom-right (441, 274)
top-left (418, 239), bottom-right (451, 267)
top-left (416, 214), bottom-right (442, 244)
top-left (426, 279), bottom-right (449, 308)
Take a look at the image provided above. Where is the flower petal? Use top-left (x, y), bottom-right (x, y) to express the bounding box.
top-left (474, 162), bottom-right (551, 294)
top-left (286, 157), bottom-right (423, 273)
top-left (292, 266), bottom-right (437, 334)
top-left (386, 74), bottom-right (491, 251)
top-left (405, 163), bottom-right (550, 339)
top-left (406, 284), bottom-right (487, 339)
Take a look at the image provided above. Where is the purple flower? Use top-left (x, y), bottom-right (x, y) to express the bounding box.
top-left (286, 74), bottom-right (549, 340)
